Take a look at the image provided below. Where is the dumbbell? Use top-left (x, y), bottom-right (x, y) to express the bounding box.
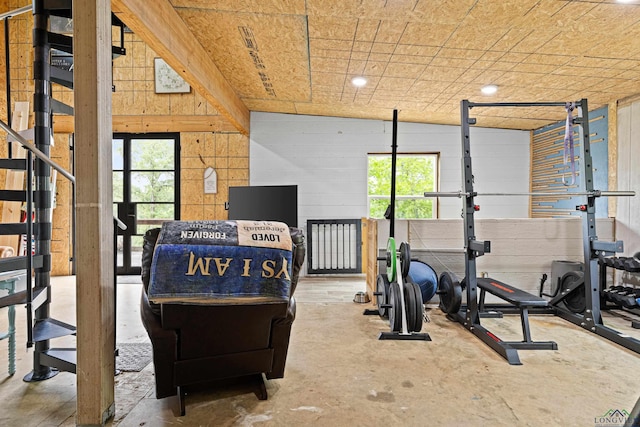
top-left (601, 286), bottom-right (626, 304)
top-left (623, 258), bottom-right (640, 273)
top-left (613, 257), bottom-right (629, 270)
top-left (607, 286), bottom-right (639, 308)
top-left (618, 288), bottom-right (640, 308)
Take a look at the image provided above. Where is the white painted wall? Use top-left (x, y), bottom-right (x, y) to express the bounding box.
top-left (616, 101), bottom-right (640, 257)
top-left (249, 112), bottom-right (531, 229)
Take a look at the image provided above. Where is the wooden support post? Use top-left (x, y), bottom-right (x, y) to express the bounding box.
top-left (608, 100), bottom-right (618, 218)
top-left (73, 1), bottom-right (115, 425)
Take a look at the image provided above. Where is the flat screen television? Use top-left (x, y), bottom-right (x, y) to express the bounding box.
top-left (228, 185), bottom-right (298, 227)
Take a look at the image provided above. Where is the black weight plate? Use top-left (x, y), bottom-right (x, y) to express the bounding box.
top-left (438, 271), bottom-right (462, 315)
top-left (561, 271), bottom-right (586, 313)
top-left (388, 282), bottom-right (402, 332)
top-left (399, 241), bottom-right (411, 279)
top-left (410, 281), bottom-right (424, 332)
top-left (404, 281), bottom-right (417, 333)
top-left (376, 274), bottom-right (390, 318)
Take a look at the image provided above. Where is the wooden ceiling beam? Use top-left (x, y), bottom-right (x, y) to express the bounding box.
top-left (54, 115), bottom-right (239, 133)
top-left (111, 0), bottom-right (250, 135)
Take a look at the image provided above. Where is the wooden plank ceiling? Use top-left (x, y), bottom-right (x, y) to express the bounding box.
top-left (135, 0), bottom-right (640, 130)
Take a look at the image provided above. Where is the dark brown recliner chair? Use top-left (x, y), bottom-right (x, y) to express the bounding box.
top-left (140, 226), bottom-right (305, 415)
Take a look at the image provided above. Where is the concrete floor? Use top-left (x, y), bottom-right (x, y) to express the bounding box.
top-left (0, 275), bottom-right (639, 426)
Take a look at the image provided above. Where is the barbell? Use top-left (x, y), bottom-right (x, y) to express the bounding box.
top-left (423, 190), bottom-right (635, 198)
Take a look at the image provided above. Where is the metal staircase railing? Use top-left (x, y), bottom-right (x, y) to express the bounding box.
top-left (0, 0), bottom-right (126, 381)
top-left (0, 121), bottom-right (75, 183)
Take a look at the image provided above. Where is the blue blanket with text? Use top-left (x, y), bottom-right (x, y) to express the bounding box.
top-left (148, 220), bottom-right (293, 304)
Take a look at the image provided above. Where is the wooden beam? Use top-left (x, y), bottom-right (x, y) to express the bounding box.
top-left (73, 0), bottom-right (115, 424)
top-left (53, 114), bottom-right (238, 133)
top-left (608, 101), bottom-right (618, 218)
top-left (111, 0), bottom-right (250, 135)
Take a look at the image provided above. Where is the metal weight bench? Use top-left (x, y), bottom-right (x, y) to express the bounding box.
top-left (477, 277), bottom-right (558, 352)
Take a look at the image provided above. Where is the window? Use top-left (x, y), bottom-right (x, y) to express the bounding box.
top-left (113, 133), bottom-right (180, 275)
top-left (367, 153), bottom-right (438, 219)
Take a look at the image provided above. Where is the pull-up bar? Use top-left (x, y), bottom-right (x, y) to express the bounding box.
top-left (468, 101), bottom-right (573, 108)
top-left (424, 190), bottom-right (635, 198)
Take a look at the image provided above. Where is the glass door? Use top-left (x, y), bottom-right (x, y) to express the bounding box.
top-left (113, 133), bottom-right (180, 275)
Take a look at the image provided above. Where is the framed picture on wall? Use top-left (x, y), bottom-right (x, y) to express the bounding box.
top-left (154, 58), bottom-right (191, 94)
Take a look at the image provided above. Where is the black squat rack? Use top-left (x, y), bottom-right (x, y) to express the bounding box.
top-left (430, 99), bottom-right (638, 364)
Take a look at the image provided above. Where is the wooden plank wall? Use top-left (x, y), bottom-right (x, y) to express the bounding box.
top-left (615, 97), bottom-right (640, 257)
top-left (530, 105), bottom-right (609, 218)
top-left (50, 133), bottom-right (72, 274)
top-left (362, 218), bottom-right (378, 299)
top-left (1, 15), bottom-right (249, 274)
top-left (0, 5), bottom-right (32, 254)
top-left (111, 0), bottom-right (250, 135)
top-left (408, 218), bottom-right (614, 295)
top-left (84, 30), bottom-right (249, 222)
top-left (0, 101), bottom-right (28, 253)
top-left (372, 218), bottom-right (617, 297)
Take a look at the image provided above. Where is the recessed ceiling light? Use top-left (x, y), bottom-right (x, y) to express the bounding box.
top-left (351, 76), bottom-right (367, 87)
top-left (617, 0), bottom-right (634, 3)
top-left (481, 84), bottom-right (498, 95)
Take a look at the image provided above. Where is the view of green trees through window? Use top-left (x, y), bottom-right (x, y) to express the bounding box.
top-left (113, 134), bottom-right (178, 274)
top-left (368, 154), bottom-right (437, 219)
top-left (113, 138), bottom-right (175, 227)
top-left (130, 139), bottom-right (175, 222)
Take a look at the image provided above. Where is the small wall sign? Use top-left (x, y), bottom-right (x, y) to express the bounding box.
top-left (204, 167), bottom-right (217, 194)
